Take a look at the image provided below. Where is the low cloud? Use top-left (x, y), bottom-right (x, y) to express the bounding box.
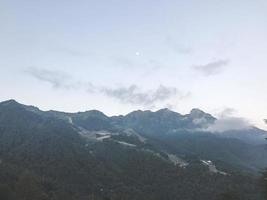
top-left (217, 108), bottom-right (236, 118)
top-left (25, 67), bottom-right (79, 89)
top-left (101, 85), bottom-right (189, 107)
top-left (206, 117), bottom-right (251, 132)
top-left (193, 59), bottom-right (229, 76)
top-left (204, 108), bottom-right (252, 132)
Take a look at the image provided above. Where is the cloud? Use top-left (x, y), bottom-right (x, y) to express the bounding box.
top-left (203, 108), bottom-right (252, 132)
top-left (193, 59), bottom-right (229, 76)
top-left (25, 67), bottom-right (190, 107)
top-left (25, 67), bottom-right (79, 89)
top-left (217, 108), bottom-right (237, 118)
top-left (100, 85), bottom-right (189, 107)
top-left (264, 119), bottom-right (267, 124)
top-left (205, 117), bottom-right (252, 132)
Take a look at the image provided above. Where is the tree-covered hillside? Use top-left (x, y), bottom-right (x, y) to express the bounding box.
top-left (0, 100), bottom-right (266, 200)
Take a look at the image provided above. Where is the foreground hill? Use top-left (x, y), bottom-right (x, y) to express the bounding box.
top-left (0, 100), bottom-right (266, 200)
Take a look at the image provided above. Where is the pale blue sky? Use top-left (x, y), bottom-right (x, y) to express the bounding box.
top-left (0, 0), bottom-right (267, 129)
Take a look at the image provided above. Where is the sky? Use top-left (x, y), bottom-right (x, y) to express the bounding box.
top-left (0, 0), bottom-right (267, 130)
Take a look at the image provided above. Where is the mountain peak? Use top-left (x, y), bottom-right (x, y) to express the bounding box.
top-left (0, 99), bottom-right (23, 109)
top-left (157, 108), bottom-right (171, 112)
top-left (0, 100), bottom-right (42, 115)
top-left (190, 108), bottom-right (205, 115)
top-left (189, 108), bottom-right (214, 119)
top-left (156, 108), bottom-right (183, 117)
top-left (77, 109), bottom-right (108, 119)
top-left (189, 108), bottom-right (216, 127)
top-left (0, 99), bottom-right (20, 105)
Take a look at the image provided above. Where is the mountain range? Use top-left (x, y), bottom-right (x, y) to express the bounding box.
top-left (0, 99), bottom-right (266, 200)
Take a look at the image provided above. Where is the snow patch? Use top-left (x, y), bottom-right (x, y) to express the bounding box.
top-left (97, 135), bottom-right (111, 141)
top-left (68, 117), bottom-right (73, 124)
top-left (116, 141), bottom-right (136, 147)
top-left (168, 154), bottom-right (188, 168)
top-left (201, 160), bottom-right (228, 175)
top-left (79, 129), bottom-right (112, 142)
top-left (123, 129), bottom-right (146, 143)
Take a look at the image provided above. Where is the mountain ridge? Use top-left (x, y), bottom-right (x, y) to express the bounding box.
top-left (1, 99), bottom-right (214, 121)
top-left (1, 99), bottom-right (266, 141)
top-left (0, 99), bottom-right (266, 199)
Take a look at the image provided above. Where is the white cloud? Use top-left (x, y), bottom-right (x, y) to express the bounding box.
top-left (101, 85), bottom-right (189, 107)
top-left (25, 67), bottom-right (80, 89)
top-left (193, 59), bottom-right (229, 76)
top-left (25, 67), bottom-right (189, 107)
top-left (206, 117), bottom-right (252, 132)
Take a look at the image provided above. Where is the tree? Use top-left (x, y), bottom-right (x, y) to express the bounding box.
top-left (261, 170), bottom-right (267, 199)
top-left (0, 184), bottom-right (14, 200)
top-left (14, 171), bottom-right (49, 200)
top-left (217, 191), bottom-right (241, 200)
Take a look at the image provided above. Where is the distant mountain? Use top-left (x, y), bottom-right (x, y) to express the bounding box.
top-left (110, 108), bottom-right (216, 135)
top-left (0, 99), bottom-right (266, 200)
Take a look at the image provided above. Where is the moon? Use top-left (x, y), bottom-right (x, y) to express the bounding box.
top-left (135, 52), bottom-right (140, 56)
